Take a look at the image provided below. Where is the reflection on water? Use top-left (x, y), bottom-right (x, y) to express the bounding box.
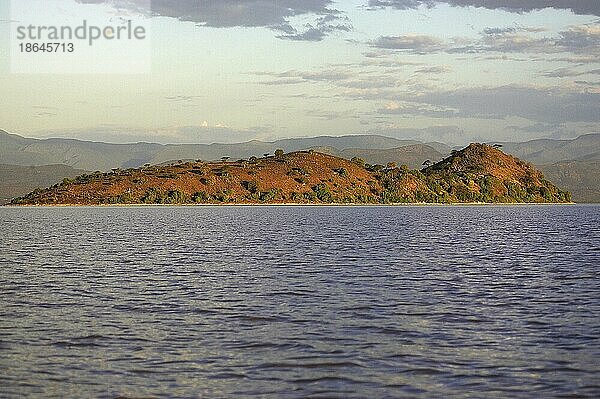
top-left (1, 205), bottom-right (599, 398)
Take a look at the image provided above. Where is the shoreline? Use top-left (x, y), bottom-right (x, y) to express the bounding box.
top-left (3, 202), bottom-right (580, 208)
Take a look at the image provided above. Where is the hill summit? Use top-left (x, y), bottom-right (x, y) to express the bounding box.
top-left (11, 144), bottom-right (571, 205)
top-left (420, 143), bottom-right (570, 203)
top-left (430, 143), bottom-right (544, 178)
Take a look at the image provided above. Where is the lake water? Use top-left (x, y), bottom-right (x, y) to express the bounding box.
top-left (1, 205), bottom-right (599, 398)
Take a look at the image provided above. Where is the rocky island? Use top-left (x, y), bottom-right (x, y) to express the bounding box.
top-left (10, 144), bottom-right (571, 205)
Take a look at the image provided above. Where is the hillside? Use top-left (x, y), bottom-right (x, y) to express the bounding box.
top-left (540, 160), bottom-right (600, 203)
top-left (500, 134), bottom-right (600, 164)
top-left (0, 164), bottom-right (88, 204)
top-left (422, 144), bottom-right (571, 203)
top-left (0, 130), bottom-right (163, 170)
top-left (11, 145), bottom-right (571, 205)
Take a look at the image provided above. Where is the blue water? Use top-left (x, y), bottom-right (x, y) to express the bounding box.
top-left (1, 205), bottom-right (599, 398)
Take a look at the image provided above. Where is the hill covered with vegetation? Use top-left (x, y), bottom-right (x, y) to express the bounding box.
top-left (11, 144), bottom-right (571, 205)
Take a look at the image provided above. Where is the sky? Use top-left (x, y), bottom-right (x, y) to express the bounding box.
top-left (0, 0), bottom-right (599, 145)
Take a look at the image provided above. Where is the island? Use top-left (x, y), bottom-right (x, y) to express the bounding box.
top-left (10, 143), bottom-right (572, 205)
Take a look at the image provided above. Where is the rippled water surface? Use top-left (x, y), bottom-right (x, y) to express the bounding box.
top-left (1, 205), bottom-right (599, 398)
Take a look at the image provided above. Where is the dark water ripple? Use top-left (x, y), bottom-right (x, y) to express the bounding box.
top-left (1, 205), bottom-right (599, 398)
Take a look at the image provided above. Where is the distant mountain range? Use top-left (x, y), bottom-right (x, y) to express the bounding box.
top-left (0, 164), bottom-right (87, 204)
top-left (1, 129), bottom-right (599, 202)
top-left (0, 130), bottom-right (450, 171)
top-left (539, 161), bottom-right (600, 204)
top-left (500, 134), bottom-right (600, 164)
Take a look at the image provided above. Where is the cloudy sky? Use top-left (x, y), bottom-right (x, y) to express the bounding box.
top-left (1, 0), bottom-right (599, 144)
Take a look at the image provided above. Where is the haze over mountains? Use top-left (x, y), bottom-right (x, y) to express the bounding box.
top-left (1, 129), bottom-right (599, 202)
top-left (0, 130), bottom-right (451, 171)
top-left (500, 135), bottom-right (600, 165)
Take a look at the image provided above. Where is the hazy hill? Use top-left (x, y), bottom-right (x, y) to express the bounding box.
top-left (4, 129), bottom-right (598, 169)
top-left (338, 145), bottom-right (444, 169)
top-left (12, 145), bottom-right (570, 205)
top-left (305, 144), bottom-right (443, 169)
top-left (500, 134), bottom-right (600, 164)
top-left (500, 133), bottom-right (600, 202)
top-left (0, 164), bottom-right (88, 204)
top-left (0, 130), bottom-right (445, 171)
top-left (0, 130), bottom-right (163, 171)
top-left (539, 160), bottom-right (600, 203)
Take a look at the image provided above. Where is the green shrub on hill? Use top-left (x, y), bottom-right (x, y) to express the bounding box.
top-left (334, 167), bottom-right (348, 177)
top-left (192, 191), bottom-right (209, 203)
top-left (165, 190), bottom-right (188, 204)
top-left (242, 180), bottom-right (259, 193)
top-left (259, 188), bottom-right (279, 202)
top-left (312, 183), bottom-right (333, 202)
top-left (142, 187), bottom-right (166, 204)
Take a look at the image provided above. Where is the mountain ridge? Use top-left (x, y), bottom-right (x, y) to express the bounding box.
top-left (1, 130), bottom-right (447, 171)
top-left (2, 129), bottom-right (598, 170)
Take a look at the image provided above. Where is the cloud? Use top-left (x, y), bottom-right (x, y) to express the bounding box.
top-left (368, 1), bottom-right (600, 16)
top-left (305, 109), bottom-right (360, 120)
top-left (252, 63), bottom-right (450, 92)
top-left (556, 24), bottom-right (600, 52)
top-left (33, 112), bottom-right (58, 118)
top-left (414, 65), bottom-right (450, 74)
top-left (479, 24), bottom-right (600, 55)
top-left (574, 80), bottom-right (600, 87)
top-left (164, 95), bottom-right (205, 102)
top-left (252, 69), bottom-right (353, 85)
top-left (371, 23), bottom-right (600, 55)
top-left (384, 85), bottom-right (600, 123)
top-left (378, 101), bottom-right (458, 117)
top-left (77, 0), bottom-right (349, 41)
top-left (276, 13), bottom-right (352, 41)
top-left (258, 78), bottom-right (305, 85)
top-left (372, 34), bottom-right (446, 53)
top-left (483, 27), bottom-right (517, 35)
top-left (504, 122), bottom-right (565, 133)
top-left (31, 105), bottom-right (58, 118)
top-left (541, 68), bottom-right (600, 78)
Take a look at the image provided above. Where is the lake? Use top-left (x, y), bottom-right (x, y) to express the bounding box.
top-left (1, 205), bottom-right (599, 398)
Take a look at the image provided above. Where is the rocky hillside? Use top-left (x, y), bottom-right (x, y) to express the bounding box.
top-left (421, 144), bottom-right (571, 203)
top-left (11, 145), bottom-right (571, 205)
